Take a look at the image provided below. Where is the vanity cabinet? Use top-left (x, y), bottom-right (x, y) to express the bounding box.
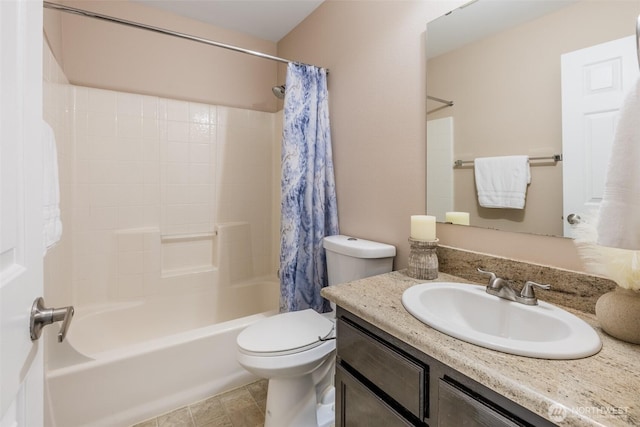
top-left (335, 308), bottom-right (556, 427)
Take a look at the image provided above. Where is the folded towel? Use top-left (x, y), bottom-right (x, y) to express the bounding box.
top-left (597, 77), bottom-right (640, 250)
top-left (474, 155), bottom-right (530, 209)
top-left (43, 121), bottom-right (62, 254)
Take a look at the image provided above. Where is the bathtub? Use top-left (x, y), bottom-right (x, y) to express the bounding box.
top-left (46, 278), bottom-right (279, 427)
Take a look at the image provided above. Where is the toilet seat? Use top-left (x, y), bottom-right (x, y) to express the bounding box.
top-left (237, 309), bottom-right (335, 356)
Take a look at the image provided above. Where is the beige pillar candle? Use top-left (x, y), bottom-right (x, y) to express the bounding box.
top-left (445, 211), bottom-right (470, 225)
top-left (410, 215), bottom-right (436, 241)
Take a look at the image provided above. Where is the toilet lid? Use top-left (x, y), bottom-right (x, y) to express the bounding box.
top-left (237, 309), bottom-right (335, 354)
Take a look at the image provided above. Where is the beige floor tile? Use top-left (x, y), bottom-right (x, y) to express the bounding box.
top-left (189, 396), bottom-right (232, 427)
top-left (255, 398), bottom-right (267, 414)
top-left (227, 403), bottom-right (264, 427)
top-left (131, 419), bottom-right (158, 427)
top-left (157, 407), bottom-right (194, 427)
top-left (246, 380), bottom-right (268, 403)
top-left (198, 420), bottom-right (234, 427)
top-left (219, 388), bottom-right (256, 413)
top-left (196, 416), bottom-right (234, 427)
top-left (129, 381), bottom-right (266, 427)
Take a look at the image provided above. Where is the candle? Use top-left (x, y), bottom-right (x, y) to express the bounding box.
top-left (445, 211), bottom-right (470, 226)
top-left (411, 215), bottom-right (436, 241)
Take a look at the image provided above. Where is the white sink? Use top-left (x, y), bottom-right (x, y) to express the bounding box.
top-left (402, 282), bottom-right (602, 359)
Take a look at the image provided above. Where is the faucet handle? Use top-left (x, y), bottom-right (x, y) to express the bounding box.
top-left (477, 268), bottom-right (497, 282)
top-left (520, 281), bottom-right (551, 299)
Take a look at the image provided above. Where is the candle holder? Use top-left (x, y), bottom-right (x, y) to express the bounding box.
top-left (407, 238), bottom-right (439, 280)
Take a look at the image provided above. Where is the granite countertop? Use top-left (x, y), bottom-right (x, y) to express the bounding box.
top-left (321, 271), bottom-right (640, 426)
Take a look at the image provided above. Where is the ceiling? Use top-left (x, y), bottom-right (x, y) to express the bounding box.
top-left (132, 0), bottom-right (324, 42)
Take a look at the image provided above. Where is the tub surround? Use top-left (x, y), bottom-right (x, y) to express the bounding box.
top-left (322, 270), bottom-right (640, 426)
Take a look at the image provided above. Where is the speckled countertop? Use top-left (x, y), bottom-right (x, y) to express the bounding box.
top-left (321, 271), bottom-right (640, 426)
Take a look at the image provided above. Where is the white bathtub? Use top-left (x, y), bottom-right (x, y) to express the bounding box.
top-left (46, 278), bottom-right (279, 427)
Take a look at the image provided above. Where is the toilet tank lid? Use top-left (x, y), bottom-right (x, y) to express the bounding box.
top-left (323, 235), bottom-right (396, 258)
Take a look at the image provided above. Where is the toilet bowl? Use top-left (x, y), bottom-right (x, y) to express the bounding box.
top-left (236, 235), bottom-right (396, 427)
top-left (237, 309), bottom-right (336, 427)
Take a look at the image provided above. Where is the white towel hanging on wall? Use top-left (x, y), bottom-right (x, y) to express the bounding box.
top-left (474, 155), bottom-right (531, 209)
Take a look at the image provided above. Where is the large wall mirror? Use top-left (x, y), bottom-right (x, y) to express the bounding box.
top-left (426, 0), bottom-right (640, 238)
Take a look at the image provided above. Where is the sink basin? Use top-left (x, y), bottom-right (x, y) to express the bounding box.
top-left (402, 282), bottom-right (602, 359)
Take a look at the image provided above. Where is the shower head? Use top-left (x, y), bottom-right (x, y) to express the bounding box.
top-left (272, 85), bottom-right (285, 99)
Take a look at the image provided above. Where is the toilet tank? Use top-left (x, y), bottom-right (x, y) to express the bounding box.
top-left (323, 235), bottom-right (396, 285)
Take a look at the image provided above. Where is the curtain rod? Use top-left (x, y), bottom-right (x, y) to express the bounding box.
top-left (43, 1), bottom-right (324, 69)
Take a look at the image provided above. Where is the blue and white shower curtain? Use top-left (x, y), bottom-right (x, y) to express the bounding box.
top-left (279, 63), bottom-right (339, 313)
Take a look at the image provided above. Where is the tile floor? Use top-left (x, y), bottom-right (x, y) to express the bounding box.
top-left (130, 380), bottom-right (268, 427)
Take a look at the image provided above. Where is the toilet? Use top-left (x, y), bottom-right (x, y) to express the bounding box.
top-left (236, 235), bottom-right (396, 427)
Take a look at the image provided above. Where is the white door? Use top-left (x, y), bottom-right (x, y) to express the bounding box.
top-left (0, 0), bottom-right (45, 425)
top-left (561, 35), bottom-right (638, 238)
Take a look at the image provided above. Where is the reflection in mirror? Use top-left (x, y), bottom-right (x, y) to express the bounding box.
top-left (426, 0), bottom-right (640, 238)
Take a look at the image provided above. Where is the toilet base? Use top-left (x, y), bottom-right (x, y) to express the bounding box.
top-left (265, 376), bottom-right (316, 427)
top-left (263, 359), bottom-right (335, 427)
top-left (316, 386), bottom-right (335, 427)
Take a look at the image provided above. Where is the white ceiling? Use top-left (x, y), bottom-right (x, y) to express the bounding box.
top-left (133, 0), bottom-right (324, 42)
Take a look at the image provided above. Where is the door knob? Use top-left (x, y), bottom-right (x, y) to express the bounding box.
top-left (567, 213), bottom-right (581, 225)
top-left (30, 297), bottom-right (74, 342)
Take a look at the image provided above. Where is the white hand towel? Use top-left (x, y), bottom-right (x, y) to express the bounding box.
top-left (43, 121), bottom-right (62, 254)
top-left (597, 78), bottom-right (640, 250)
top-left (474, 155), bottom-right (530, 209)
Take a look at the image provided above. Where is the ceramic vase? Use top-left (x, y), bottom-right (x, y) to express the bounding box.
top-left (595, 287), bottom-right (640, 344)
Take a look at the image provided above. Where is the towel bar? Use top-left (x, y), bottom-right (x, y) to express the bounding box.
top-left (453, 154), bottom-right (562, 167)
top-left (427, 95), bottom-right (454, 115)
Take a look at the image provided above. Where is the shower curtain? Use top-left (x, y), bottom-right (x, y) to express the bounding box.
top-left (280, 63), bottom-right (339, 313)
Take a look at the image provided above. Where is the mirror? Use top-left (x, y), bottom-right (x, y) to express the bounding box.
top-left (426, 0), bottom-right (640, 237)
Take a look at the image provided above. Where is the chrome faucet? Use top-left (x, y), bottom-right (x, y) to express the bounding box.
top-left (477, 268), bottom-right (550, 306)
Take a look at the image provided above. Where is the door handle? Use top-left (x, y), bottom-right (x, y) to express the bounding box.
top-left (567, 213), bottom-right (581, 225)
top-left (30, 297), bottom-right (74, 342)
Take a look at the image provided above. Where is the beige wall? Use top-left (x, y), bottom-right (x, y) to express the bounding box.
top-left (45, 0), bottom-right (280, 112)
top-left (428, 0), bottom-right (640, 236)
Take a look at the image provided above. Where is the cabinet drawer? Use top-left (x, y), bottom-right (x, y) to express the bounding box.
top-left (337, 318), bottom-right (427, 419)
top-left (438, 379), bottom-right (524, 427)
top-left (336, 365), bottom-right (413, 427)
